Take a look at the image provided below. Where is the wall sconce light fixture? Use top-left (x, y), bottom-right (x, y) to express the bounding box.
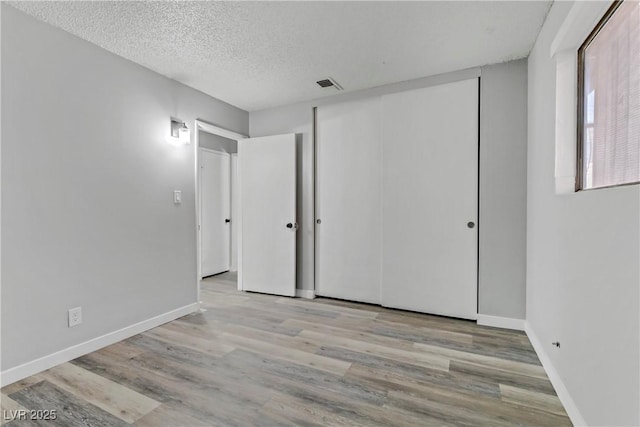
top-left (167, 119), bottom-right (191, 145)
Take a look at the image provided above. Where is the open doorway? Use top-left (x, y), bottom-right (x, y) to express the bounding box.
top-left (195, 120), bottom-right (247, 302)
top-left (200, 148), bottom-right (232, 276)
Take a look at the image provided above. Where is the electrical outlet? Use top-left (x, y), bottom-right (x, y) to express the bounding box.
top-left (68, 307), bottom-right (82, 327)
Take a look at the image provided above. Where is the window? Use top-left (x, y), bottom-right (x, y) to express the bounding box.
top-left (577, 0), bottom-right (640, 190)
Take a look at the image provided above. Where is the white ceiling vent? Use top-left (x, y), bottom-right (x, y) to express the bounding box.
top-left (316, 78), bottom-right (343, 91)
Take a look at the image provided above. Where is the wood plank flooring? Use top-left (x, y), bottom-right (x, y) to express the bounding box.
top-left (1, 272), bottom-right (571, 426)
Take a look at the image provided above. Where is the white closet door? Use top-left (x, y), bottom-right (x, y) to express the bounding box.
top-left (239, 134), bottom-right (297, 297)
top-left (381, 78), bottom-right (479, 320)
top-left (230, 154), bottom-right (239, 272)
top-left (200, 149), bottom-right (231, 277)
top-left (316, 98), bottom-right (382, 304)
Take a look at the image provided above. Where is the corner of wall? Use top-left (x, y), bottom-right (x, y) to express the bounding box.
top-left (524, 322), bottom-right (587, 426)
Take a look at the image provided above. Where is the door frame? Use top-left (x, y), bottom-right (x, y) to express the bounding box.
top-left (194, 120), bottom-right (247, 304)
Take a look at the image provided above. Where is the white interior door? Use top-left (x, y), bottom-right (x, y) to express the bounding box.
top-left (381, 78), bottom-right (479, 320)
top-left (230, 154), bottom-right (239, 272)
top-left (239, 134), bottom-right (296, 296)
top-left (200, 149), bottom-right (231, 277)
top-left (316, 98), bottom-right (382, 304)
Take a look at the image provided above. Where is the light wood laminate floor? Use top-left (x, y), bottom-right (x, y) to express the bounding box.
top-left (2, 273), bottom-right (571, 426)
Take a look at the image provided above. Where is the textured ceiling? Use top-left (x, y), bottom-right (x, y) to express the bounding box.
top-left (9, 1), bottom-right (551, 112)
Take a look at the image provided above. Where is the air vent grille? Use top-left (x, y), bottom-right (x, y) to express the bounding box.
top-left (316, 78), bottom-right (343, 90)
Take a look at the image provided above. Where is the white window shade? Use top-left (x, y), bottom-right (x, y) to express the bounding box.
top-left (580, 0), bottom-right (640, 189)
top-left (551, 1), bottom-right (612, 194)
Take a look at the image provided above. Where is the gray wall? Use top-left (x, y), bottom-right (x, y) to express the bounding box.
top-left (251, 62), bottom-right (528, 322)
top-left (527, 1), bottom-right (639, 425)
top-left (199, 132), bottom-right (237, 154)
top-left (1, 5), bottom-right (248, 371)
top-left (479, 60), bottom-right (528, 319)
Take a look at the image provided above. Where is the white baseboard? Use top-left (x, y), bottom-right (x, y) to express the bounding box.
top-left (0, 302), bottom-right (200, 387)
top-left (476, 314), bottom-right (525, 331)
top-left (524, 321), bottom-right (587, 427)
top-left (295, 289), bottom-right (316, 299)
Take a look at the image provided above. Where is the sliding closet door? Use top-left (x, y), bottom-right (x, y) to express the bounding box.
top-left (381, 79), bottom-right (479, 320)
top-left (316, 98), bottom-right (382, 304)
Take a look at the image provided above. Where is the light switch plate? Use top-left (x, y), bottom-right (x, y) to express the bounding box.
top-left (174, 190), bottom-right (182, 204)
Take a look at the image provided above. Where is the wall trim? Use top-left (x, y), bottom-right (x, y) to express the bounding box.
top-left (0, 302), bottom-right (200, 387)
top-left (195, 119), bottom-right (248, 141)
top-left (295, 289), bottom-right (316, 299)
top-left (524, 321), bottom-right (587, 427)
top-left (476, 314), bottom-right (525, 331)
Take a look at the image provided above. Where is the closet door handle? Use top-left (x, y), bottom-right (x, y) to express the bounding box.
top-left (467, 221), bottom-right (475, 229)
top-left (225, 219), bottom-right (231, 223)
